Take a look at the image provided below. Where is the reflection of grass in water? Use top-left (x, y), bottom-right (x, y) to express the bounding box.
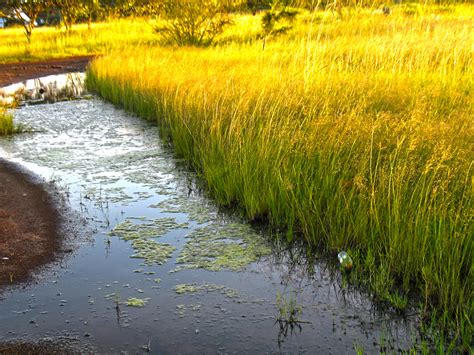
top-left (110, 218), bottom-right (188, 266)
top-left (174, 223), bottom-right (271, 272)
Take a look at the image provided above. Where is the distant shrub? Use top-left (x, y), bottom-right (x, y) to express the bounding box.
top-left (154, 0), bottom-right (233, 46)
top-left (259, 1), bottom-right (298, 48)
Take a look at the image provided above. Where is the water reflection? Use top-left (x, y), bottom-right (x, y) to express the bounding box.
top-left (0, 72), bottom-right (86, 105)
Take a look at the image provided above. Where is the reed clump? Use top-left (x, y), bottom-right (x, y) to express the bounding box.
top-left (0, 107), bottom-right (15, 135)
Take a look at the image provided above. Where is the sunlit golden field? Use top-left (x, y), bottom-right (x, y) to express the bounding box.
top-left (1, 3), bottom-right (473, 348)
top-left (0, 18), bottom-right (156, 63)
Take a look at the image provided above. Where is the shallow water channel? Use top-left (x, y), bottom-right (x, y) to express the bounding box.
top-left (0, 76), bottom-right (420, 353)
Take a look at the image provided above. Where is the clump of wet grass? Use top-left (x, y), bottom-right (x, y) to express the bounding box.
top-left (275, 291), bottom-right (310, 345)
top-left (0, 106), bottom-right (24, 135)
top-left (85, 5), bottom-right (473, 346)
top-left (0, 108), bottom-right (14, 135)
top-left (276, 291), bottom-right (302, 326)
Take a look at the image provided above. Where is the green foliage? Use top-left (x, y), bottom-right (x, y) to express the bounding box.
top-left (276, 291), bottom-right (302, 325)
top-left (154, 0), bottom-right (233, 46)
top-left (0, 107), bottom-right (23, 136)
top-left (53, 0), bottom-right (88, 31)
top-left (261, 2), bottom-right (298, 35)
top-left (1, 0), bottom-right (49, 42)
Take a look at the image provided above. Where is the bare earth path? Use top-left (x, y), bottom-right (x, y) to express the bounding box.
top-left (0, 56), bottom-right (93, 288)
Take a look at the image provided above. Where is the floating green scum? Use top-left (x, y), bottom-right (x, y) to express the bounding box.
top-left (174, 223), bottom-right (272, 272)
top-left (109, 217), bottom-right (188, 265)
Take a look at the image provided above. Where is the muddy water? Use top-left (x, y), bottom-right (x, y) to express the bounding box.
top-left (0, 79), bottom-right (420, 353)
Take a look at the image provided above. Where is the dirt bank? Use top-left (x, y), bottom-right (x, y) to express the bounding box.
top-left (0, 159), bottom-right (62, 286)
top-left (0, 56), bottom-right (94, 287)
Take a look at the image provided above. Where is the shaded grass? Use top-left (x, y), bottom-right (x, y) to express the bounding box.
top-left (87, 5), bottom-right (473, 347)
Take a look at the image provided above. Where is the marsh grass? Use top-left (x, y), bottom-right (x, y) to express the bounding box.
top-left (0, 107), bottom-right (21, 135)
top-left (0, 108), bottom-right (14, 135)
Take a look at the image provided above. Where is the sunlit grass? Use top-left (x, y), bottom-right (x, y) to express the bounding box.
top-left (0, 18), bottom-right (158, 63)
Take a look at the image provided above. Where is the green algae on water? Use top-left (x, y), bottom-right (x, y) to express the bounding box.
top-left (126, 297), bottom-right (148, 307)
top-left (109, 217), bottom-right (188, 266)
top-left (174, 223), bottom-right (272, 272)
top-left (150, 196), bottom-right (217, 224)
top-left (129, 238), bottom-right (175, 266)
top-left (176, 304), bottom-right (201, 318)
top-left (110, 218), bottom-right (188, 241)
top-left (174, 283), bottom-right (239, 299)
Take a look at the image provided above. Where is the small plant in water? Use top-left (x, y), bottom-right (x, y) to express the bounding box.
top-left (276, 291), bottom-right (302, 325)
top-left (275, 291), bottom-right (310, 346)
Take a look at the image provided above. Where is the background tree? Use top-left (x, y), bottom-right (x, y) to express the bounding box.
top-left (53, 0), bottom-right (85, 31)
top-left (83, 0), bottom-right (101, 28)
top-left (260, 0), bottom-right (298, 48)
top-left (2, 0), bottom-right (49, 43)
top-left (154, 0), bottom-right (232, 46)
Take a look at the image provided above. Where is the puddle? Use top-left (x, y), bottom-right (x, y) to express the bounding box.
top-left (0, 75), bottom-right (421, 353)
